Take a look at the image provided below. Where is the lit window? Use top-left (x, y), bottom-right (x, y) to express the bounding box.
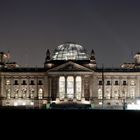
top-left (7, 89), bottom-right (10, 99)
top-left (6, 80), bottom-right (10, 85)
top-left (59, 76), bottom-right (65, 100)
top-left (22, 88), bottom-right (27, 98)
top-left (98, 89), bottom-right (102, 99)
top-left (38, 88), bottom-right (43, 99)
top-left (67, 76), bottom-right (74, 99)
top-left (15, 93), bottom-right (18, 99)
top-left (76, 76), bottom-right (81, 100)
top-left (30, 89), bottom-right (34, 98)
top-left (39, 88), bottom-right (43, 94)
top-left (122, 90), bottom-right (126, 98)
top-left (14, 89), bottom-right (19, 98)
top-left (130, 80), bottom-right (135, 86)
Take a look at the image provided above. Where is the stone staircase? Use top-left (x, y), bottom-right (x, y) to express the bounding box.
top-left (50, 102), bottom-right (91, 109)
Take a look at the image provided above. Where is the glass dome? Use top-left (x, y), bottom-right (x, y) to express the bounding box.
top-left (52, 43), bottom-right (89, 60)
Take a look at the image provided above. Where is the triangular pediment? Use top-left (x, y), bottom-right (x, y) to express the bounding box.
top-left (48, 61), bottom-right (93, 72)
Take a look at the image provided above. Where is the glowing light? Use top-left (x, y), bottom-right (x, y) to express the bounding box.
top-left (30, 102), bottom-right (34, 106)
top-left (14, 102), bottom-right (18, 106)
top-left (22, 102), bottom-right (26, 106)
top-left (136, 100), bottom-right (140, 105)
top-left (52, 43), bottom-right (89, 60)
top-left (99, 102), bottom-right (102, 105)
top-left (82, 100), bottom-right (90, 104)
top-left (127, 102), bottom-right (140, 110)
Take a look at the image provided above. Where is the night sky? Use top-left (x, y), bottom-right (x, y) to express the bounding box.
top-left (0, 0), bottom-right (140, 67)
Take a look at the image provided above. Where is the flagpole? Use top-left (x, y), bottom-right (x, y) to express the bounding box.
top-left (102, 64), bottom-right (104, 109)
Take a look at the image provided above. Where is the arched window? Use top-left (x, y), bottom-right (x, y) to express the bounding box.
top-left (106, 89), bottom-right (110, 99)
top-left (98, 80), bottom-right (102, 85)
top-left (107, 81), bottom-right (111, 85)
top-left (130, 88), bottom-right (135, 98)
top-left (123, 81), bottom-right (127, 85)
top-left (130, 80), bottom-right (135, 86)
top-left (6, 80), bottom-right (10, 85)
top-left (15, 89), bottom-right (19, 98)
top-left (22, 88), bottom-right (27, 98)
top-left (22, 80), bottom-right (27, 85)
top-left (98, 89), bottom-right (102, 99)
top-left (30, 89), bottom-right (35, 98)
top-left (38, 88), bottom-right (43, 99)
top-left (14, 80), bottom-right (18, 85)
top-left (114, 90), bottom-right (119, 99)
top-left (30, 80), bottom-right (35, 85)
top-left (7, 89), bottom-right (10, 99)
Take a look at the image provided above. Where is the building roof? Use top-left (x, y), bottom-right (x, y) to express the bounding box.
top-left (1, 67), bottom-right (140, 73)
top-left (52, 42), bottom-right (89, 60)
top-left (0, 67), bottom-right (45, 72)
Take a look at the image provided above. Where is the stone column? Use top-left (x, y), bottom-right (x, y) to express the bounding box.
top-left (44, 75), bottom-right (49, 98)
top-left (89, 75), bottom-right (93, 99)
top-left (136, 76), bottom-right (140, 97)
top-left (1, 76), bottom-right (5, 97)
top-left (64, 76), bottom-right (67, 101)
top-left (81, 75), bottom-right (85, 101)
top-left (74, 76), bottom-right (76, 98)
top-left (49, 77), bottom-right (52, 101)
top-left (56, 76), bottom-right (60, 102)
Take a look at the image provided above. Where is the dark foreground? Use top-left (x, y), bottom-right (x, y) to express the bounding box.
top-left (1, 108), bottom-right (140, 127)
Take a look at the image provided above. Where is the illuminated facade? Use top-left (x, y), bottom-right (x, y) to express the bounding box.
top-left (0, 42), bottom-right (140, 109)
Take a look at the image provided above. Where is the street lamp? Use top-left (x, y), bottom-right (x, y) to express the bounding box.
top-left (122, 93), bottom-right (127, 110)
top-left (123, 99), bottom-right (126, 110)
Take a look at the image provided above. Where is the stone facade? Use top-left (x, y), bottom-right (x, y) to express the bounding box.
top-left (0, 43), bottom-right (140, 109)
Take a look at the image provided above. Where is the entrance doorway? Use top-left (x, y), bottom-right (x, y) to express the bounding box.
top-left (59, 76), bottom-right (82, 101)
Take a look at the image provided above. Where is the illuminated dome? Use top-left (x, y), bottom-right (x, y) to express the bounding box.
top-left (52, 43), bottom-right (89, 60)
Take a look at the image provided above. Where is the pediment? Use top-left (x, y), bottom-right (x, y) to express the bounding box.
top-left (48, 61), bottom-right (93, 72)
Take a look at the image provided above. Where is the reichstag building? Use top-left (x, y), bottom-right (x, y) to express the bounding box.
top-left (0, 42), bottom-right (140, 109)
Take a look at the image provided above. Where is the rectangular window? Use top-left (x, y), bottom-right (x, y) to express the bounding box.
top-left (38, 80), bottom-right (43, 85)
top-left (107, 81), bottom-right (111, 85)
top-left (99, 80), bottom-right (102, 85)
top-left (115, 81), bottom-right (118, 85)
top-left (22, 80), bottom-right (27, 85)
top-left (30, 80), bottom-right (35, 85)
top-left (123, 81), bottom-right (127, 85)
top-left (14, 80), bottom-right (18, 85)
